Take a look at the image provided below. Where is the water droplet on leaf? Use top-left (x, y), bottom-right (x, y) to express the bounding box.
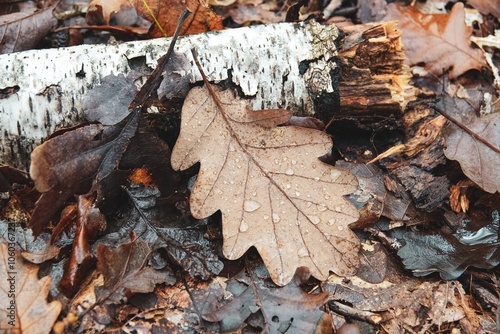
top-left (317, 204), bottom-right (327, 212)
top-left (298, 247), bottom-right (309, 257)
top-left (239, 221), bottom-right (249, 232)
top-left (308, 215), bottom-right (320, 225)
top-left (244, 200), bottom-right (261, 212)
top-left (330, 170), bottom-right (341, 180)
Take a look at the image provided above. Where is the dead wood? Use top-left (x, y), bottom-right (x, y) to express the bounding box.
top-left (0, 20), bottom-right (413, 169)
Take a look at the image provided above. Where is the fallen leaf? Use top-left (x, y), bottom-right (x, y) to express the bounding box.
top-left (203, 262), bottom-right (332, 333)
top-left (437, 95), bottom-right (500, 194)
top-left (0, 164), bottom-right (31, 192)
top-left (391, 210), bottom-right (500, 279)
top-left (157, 51), bottom-right (191, 100)
top-left (83, 74), bottom-right (136, 126)
top-left (384, 2), bottom-right (486, 78)
top-left (98, 179), bottom-right (223, 279)
top-left (325, 274), bottom-right (471, 331)
top-left (60, 195), bottom-right (106, 297)
top-left (337, 162), bottom-right (417, 228)
top-left (0, 0), bottom-right (58, 54)
top-left (0, 242), bottom-right (62, 333)
top-left (467, 0), bottom-right (500, 17)
top-left (136, 0), bottom-right (224, 38)
top-left (227, 3), bottom-right (285, 25)
top-left (29, 111), bottom-right (139, 236)
top-left (171, 85), bottom-right (360, 286)
top-left (95, 236), bottom-right (176, 304)
top-left (0, 223), bottom-right (59, 264)
top-left (87, 0), bottom-right (224, 37)
top-left (86, 0), bottom-right (136, 26)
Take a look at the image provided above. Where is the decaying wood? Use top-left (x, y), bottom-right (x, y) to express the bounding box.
top-left (0, 20), bottom-right (411, 169)
top-left (338, 21), bottom-right (413, 117)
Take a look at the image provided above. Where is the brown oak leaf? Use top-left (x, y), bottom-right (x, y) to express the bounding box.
top-left (384, 2), bottom-right (486, 78)
top-left (171, 85), bottom-right (360, 286)
top-left (0, 242), bottom-right (62, 333)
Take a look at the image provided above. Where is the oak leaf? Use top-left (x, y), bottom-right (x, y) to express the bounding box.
top-left (0, 242), bottom-right (62, 333)
top-left (171, 85), bottom-right (360, 286)
top-left (384, 2), bottom-right (486, 78)
top-left (29, 111), bottom-right (139, 236)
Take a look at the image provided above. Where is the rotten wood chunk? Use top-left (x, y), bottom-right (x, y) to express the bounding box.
top-left (337, 21), bottom-right (414, 118)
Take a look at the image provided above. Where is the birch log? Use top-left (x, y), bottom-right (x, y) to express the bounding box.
top-left (0, 20), bottom-right (409, 170)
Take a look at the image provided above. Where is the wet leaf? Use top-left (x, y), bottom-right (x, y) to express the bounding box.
top-left (157, 52), bottom-right (191, 100)
top-left (171, 85), bottom-right (360, 286)
top-left (0, 0), bottom-right (58, 54)
top-left (0, 242), bottom-right (62, 333)
top-left (155, 227), bottom-right (224, 280)
top-left (98, 180), bottom-right (223, 279)
top-left (203, 262), bottom-right (332, 333)
top-left (384, 2), bottom-right (486, 78)
top-left (29, 111), bottom-right (139, 236)
top-left (60, 195), bottom-right (106, 297)
top-left (392, 210), bottom-right (500, 279)
top-left (95, 236), bottom-right (176, 304)
top-left (438, 95), bottom-right (500, 194)
top-left (83, 74), bottom-right (136, 126)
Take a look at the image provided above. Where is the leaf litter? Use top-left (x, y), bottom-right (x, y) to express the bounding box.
top-left (384, 2), bottom-right (486, 78)
top-left (4, 0), bottom-right (500, 331)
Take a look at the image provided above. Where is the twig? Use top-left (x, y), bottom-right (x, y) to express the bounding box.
top-left (433, 105), bottom-right (500, 154)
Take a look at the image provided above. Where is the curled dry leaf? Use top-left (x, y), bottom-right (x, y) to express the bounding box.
top-left (0, 243), bottom-right (62, 333)
top-left (171, 85), bottom-right (360, 286)
top-left (60, 195), bottom-right (106, 297)
top-left (384, 2), bottom-right (486, 78)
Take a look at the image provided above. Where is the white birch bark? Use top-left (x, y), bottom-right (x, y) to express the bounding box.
top-left (0, 20), bottom-right (340, 169)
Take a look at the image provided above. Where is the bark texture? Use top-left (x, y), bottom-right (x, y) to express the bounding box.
top-left (0, 20), bottom-right (410, 169)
